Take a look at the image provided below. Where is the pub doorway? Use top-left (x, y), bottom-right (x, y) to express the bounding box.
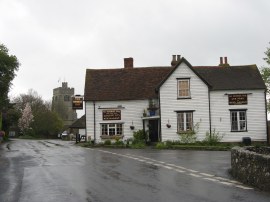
top-left (148, 120), bottom-right (159, 142)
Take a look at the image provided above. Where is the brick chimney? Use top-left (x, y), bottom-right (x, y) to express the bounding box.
top-left (171, 54), bottom-right (181, 66)
top-left (219, 56), bottom-right (230, 67)
top-left (219, 57), bottom-right (223, 66)
top-left (124, 57), bottom-right (133, 69)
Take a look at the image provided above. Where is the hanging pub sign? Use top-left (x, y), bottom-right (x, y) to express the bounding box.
top-left (228, 94), bottom-right (247, 105)
top-left (103, 110), bottom-right (121, 120)
top-left (72, 95), bottom-right (83, 110)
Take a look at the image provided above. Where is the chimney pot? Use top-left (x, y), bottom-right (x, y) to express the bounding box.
top-left (224, 56), bottom-right (228, 64)
top-left (177, 55), bottom-right (181, 61)
top-left (124, 57), bottom-right (133, 69)
top-left (171, 55), bottom-right (177, 66)
top-left (219, 57), bottom-right (223, 65)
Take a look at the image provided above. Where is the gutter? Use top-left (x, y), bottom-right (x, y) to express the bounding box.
top-left (93, 101), bottom-right (96, 144)
top-left (208, 89), bottom-right (212, 137)
top-left (264, 90), bottom-right (269, 145)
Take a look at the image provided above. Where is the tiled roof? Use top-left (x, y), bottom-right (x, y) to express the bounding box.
top-left (69, 115), bottom-right (85, 129)
top-left (84, 61), bottom-right (265, 101)
top-left (193, 65), bottom-right (266, 90)
top-left (84, 67), bottom-right (173, 101)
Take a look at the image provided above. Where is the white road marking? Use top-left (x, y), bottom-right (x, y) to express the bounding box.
top-left (189, 173), bottom-right (201, 177)
top-left (92, 149), bottom-right (253, 191)
top-left (235, 185), bottom-right (254, 190)
top-left (204, 177), bottom-right (219, 182)
top-left (200, 172), bottom-right (214, 177)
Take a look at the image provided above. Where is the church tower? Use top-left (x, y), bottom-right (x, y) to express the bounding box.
top-left (52, 82), bottom-right (77, 128)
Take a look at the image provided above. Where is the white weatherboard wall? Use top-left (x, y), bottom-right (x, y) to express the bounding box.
top-left (210, 90), bottom-right (267, 142)
top-left (159, 62), bottom-right (210, 141)
top-left (85, 100), bottom-right (149, 142)
top-left (79, 129), bottom-right (85, 136)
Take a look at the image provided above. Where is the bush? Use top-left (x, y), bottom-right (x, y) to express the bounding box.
top-left (114, 140), bottom-right (124, 146)
top-left (203, 129), bottom-right (224, 145)
top-left (132, 130), bottom-right (147, 148)
top-left (156, 142), bottom-right (169, 149)
top-left (179, 132), bottom-right (197, 144)
top-left (104, 139), bottom-right (111, 145)
top-left (130, 142), bottom-right (146, 149)
top-left (178, 123), bottom-right (199, 144)
top-left (133, 130), bottom-right (147, 142)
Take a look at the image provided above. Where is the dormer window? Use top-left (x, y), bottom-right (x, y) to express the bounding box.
top-left (177, 79), bottom-right (190, 98)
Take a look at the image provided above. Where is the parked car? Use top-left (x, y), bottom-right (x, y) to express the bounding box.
top-left (61, 131), bottom-right (68, 139)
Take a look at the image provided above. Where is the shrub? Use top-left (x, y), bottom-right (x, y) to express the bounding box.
top-left (104, 139), bottom-right (111, 145)
top-left (133, 130), bottom-right (147, 142)
top-left (156, 142), bottom-right (169, 149)
top-left (130, 142), bottom-right (146, 149)
top-left (179, 132), bottom-right (197, 144)
top-left (114, 140), bottom-right (124, 146)
top-left (131, 129), bottom-right (148, 148)
top-left (203, 129), bottom-right (224, 145)
top-left (178, 122), bottom-right (199, 144)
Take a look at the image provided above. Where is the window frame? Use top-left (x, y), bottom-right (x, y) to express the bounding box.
top-left (230, 109), bottom-right (247, 132)
top-left (177, 78), bottom-right (191, 99)
top-left (176, 111), bottom-right (194, 133)
top-left (100, 123), bottom-right (123, 136)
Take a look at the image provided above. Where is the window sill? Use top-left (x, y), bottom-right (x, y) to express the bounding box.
top-left (177, 97), bottom-right (191, 100)
top-left (230, 130), bottom-right (247, 133)
top-left (177, 131), bottom-right (195, 134)
top-left (100, 135), bottom-right (124, 139)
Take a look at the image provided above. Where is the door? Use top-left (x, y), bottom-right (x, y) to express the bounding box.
top-left (148, 120), bottom-right (159, 142)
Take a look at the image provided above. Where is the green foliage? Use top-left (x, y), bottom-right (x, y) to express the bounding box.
top-left (130, 141), bottom-right (146, 149)
top-left (155, 142), bottom-right (169, 149)
top-left (0, 43), bottom-right (19, 134)
top-left (179, 132), bottom-right (197, 144)
top-left (80, 141), bottom-right (94, 147)
top-left (263, 42), bottom-right (270, 65)
top-left (202, 129), bottom-right (224, 145)
top-left (0, 43), bottom-right (20, 110)
top-left (178, 123), bottom-right (199, 144)
top-left (104, 139), bottom-right (111, 145)
top-left (261, 67), bottom-right (270, 97)
top-left (133, 129), bottom-right (147, 142)
top-left (2, 106), bottom-right (20, 132)
top-left (13, 90), bottom-right (63, 138)
top-left (131, 129), bottom-right (147, 148)
top-left (114, 138), bottom-right (124, 146)
top-left (31, 111), bottom-right (63, 138)
top-left (0, 112), bottom-right (2, 131)
top-left (261, 42), bottom-right (270, 111)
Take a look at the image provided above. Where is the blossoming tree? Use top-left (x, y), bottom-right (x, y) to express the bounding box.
top-left (18, 103), bottom-right (34, 135)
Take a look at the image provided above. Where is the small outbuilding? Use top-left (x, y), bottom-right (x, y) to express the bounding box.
top-left (69, 115), bottom-right (86, 139)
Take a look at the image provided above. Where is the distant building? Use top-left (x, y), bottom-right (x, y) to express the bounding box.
top-left (69, 115), bottom-right (86, 137)
top-left (52, 82), bottom-right (77, 128)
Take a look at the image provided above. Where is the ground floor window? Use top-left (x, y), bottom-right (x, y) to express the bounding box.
top-left (177, 111), bottom-right (193, 132)
top-left (230, 110), bottom-right (247, 132)
top-left (101, 123), bottom-right (123, 136)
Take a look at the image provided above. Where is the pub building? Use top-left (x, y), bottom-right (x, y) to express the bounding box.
top-left (84, 56), bottom-right (268, 143)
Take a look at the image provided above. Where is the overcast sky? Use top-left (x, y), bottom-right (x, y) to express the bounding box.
top-left (1, 0), bottom-right (270, 108)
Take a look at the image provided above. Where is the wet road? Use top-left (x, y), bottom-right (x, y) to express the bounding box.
top-left (0, 139), bottom-right (269, 202)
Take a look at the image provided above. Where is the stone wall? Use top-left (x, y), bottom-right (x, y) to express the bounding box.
top-left (231, 146), bottom-right (270, 191)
